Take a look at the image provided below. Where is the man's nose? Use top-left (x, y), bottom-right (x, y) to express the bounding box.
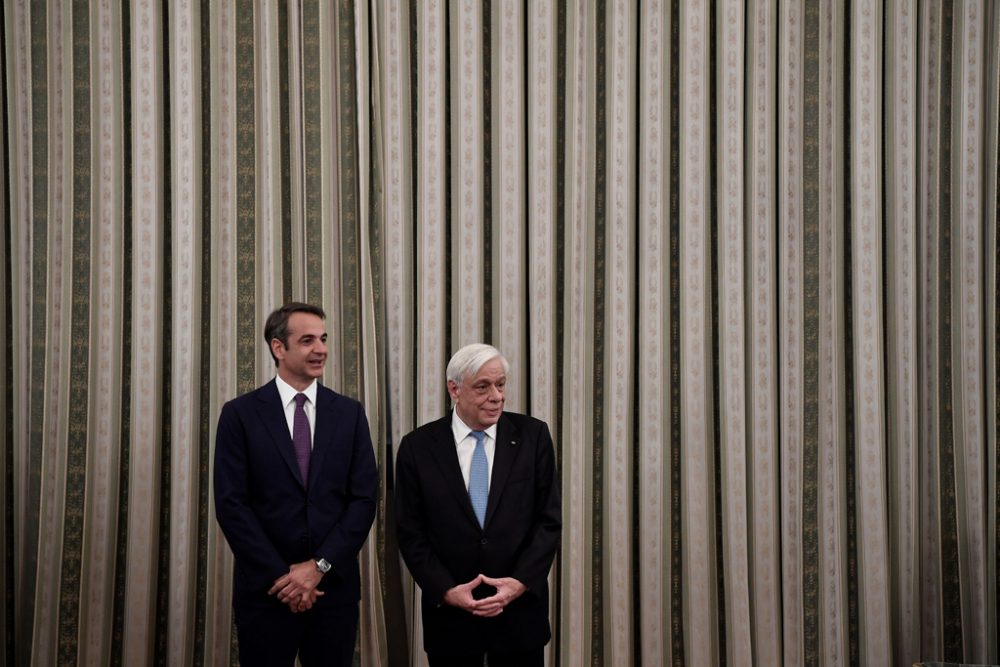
top-left (488, 385), bottom-right (503, 400)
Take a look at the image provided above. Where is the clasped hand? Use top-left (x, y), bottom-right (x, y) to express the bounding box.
top-left (268, 560), bottom-right (325, 613)
top-left (442, 574), bottom-right (526, 618)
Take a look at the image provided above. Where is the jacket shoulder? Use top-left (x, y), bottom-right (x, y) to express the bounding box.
top-left (501, 410), bottom-right (549, 433)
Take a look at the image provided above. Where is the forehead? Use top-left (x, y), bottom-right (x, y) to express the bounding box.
top-left (287, 312), bottom-right (326, 336)
top-left (466, 357), bottom-right (505, 382)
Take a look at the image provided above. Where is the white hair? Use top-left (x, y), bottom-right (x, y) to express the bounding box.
top-left (446, 343), bottom-right (509, 387)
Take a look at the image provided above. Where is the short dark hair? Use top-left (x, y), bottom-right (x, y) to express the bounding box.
top-left (264, 302), bottom-right (326, 366)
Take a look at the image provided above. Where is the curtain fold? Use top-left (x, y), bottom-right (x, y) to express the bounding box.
top-left (3, 1), bottom-right (999, 666)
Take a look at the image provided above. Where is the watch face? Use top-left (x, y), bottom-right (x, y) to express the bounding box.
top-left (316, 558), bottom-right (331, 573)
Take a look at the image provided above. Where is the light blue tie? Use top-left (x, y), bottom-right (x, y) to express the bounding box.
top-left (468, 430), bottom-right (489, 526)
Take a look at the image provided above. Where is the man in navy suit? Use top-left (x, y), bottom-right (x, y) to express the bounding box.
top-left (394, 343), bottom-right (561, 667)
top-left (214, 302), bottom-right (378, 667)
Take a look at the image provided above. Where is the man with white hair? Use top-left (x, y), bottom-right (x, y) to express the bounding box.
top-left (394, 343), bottom-right (562, 667)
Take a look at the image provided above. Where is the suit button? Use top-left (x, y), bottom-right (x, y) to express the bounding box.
top-left (480, 538), bottom-right (488, 545)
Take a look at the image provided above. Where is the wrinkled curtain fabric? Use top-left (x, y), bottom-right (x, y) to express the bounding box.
top-left (2, 1), bottom-right (998, 666)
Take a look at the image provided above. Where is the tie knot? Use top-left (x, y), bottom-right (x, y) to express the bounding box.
top-left (470, 430), bottom-right (486, 444)
top-left (294, 393), bottom-right (308, 408)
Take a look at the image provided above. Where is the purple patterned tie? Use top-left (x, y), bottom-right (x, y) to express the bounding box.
top-left (292, 393), bottom-right (311, 487)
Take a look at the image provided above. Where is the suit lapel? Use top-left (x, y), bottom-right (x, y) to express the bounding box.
top-left (307, 385), bottom-right (341, 490)
top-left (254, 380), bottom-right (305, 488)
top-left (425, 416), bottom-right (482, 527)
top-left (484, 414), bottom-right (519, 527)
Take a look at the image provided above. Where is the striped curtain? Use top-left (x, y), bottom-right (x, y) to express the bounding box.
top-left (3, 1), bottom-right (999, 666)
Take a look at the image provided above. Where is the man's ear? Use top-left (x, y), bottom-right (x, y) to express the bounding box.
top-left (446, 380), bottom-right (460, 402)
top-left (270, 337), bottom-right (286, 362)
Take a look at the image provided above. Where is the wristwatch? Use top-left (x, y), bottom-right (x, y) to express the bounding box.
top-left (315, 557), bottom-right (332, 574)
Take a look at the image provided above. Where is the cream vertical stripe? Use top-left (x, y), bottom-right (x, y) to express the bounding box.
top-left (718, 0), bottom-right (753, 663)
top-left (416, 0), bottom-right (447, 424)
top-left (679, 0), bottom-right (716, 663)
top-left (287, 0), bottom-right (306, 298)
top-left (525, 0), bottom-right (556, 427)
top-left (523, 3), bottom-right (555, 656)
top-left (352, 3), bottom-right (390, 663)
top-left (886, 1), bottom-right (919, 664)
top-left (320, 1), bottom-right (342, 385)
top-left (79, 1), bottom-right (123, 663)
top-left (494, 0), bottom-right (527, 412)
top-left (34, 4), bottom-right (72, 661)
top-left (638, 1), bottom-right (670, 664)
top-left (374, 0), bottom-right (414, 445)
top-left (917, 0), bottom-right (943, 657)
top-left (7, 38), bottom-right (35, 667)
top-left (746, 1), bottom-right (781, 663)
top-left (634, 1), bottom-right (670, 665)
top-left (205, 3), bottom-right (237, 664)
top-left (954, 2), bottom-right (988, 661)
top-left (604, 1), bottom-right (635, 664)
top-left (778, 0), bottom-right (805, 663)
top-left (8, 9), bottom-right (33, 589)
top-left (851, 0), bottom-right (891, 664)
top-left (124, 1), bottom-right (164, 663)
top-left (167, 1), bottom-right (202, 665)
top-left (818, 2), bottom-right (848, 665)
top-left (255, 0), bottom-right (283, 378)
top-left (0, 23), bottom-right (8, 653)
top-left (560, 4), bottom-right (596, 664)
top-left (450, 1), bottom-right (485, 347)
top-left (413, 3), bottom-right (448, 662)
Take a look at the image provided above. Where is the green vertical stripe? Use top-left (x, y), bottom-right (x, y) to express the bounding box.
top-left (58, 4), bottom-right (92, 663)
top-left (365, 9), bottom-right (393, 650)
top-left (553, 3), bottom-right (567, 658)
top-left (995, 64), bottom-right (1000, 647)
top-left (302, 1), bottom-right (322, 305)
top-left (443, 2), bottom-right (453, 362)
top-left (937, 1), bottom-right (963, 660)
top-left (592, 1), bottom-right (607, 663)
top-left (669, 0), bottom-right (684, 663)
top-left (481, 0), bottom-right (493, 343)
top-left (337, 0), bottom-right (361, 399)
top-left (842, 7), bottom-right (859, 664)
top-left (995, 111), bottom-right (1000, 647)
top-left (278, 0), bottom-right (292, 304)
top-left (554, 0), bottom-right (567, 451)
top-left (408, 2), bottom-right (420, 419)
top-left (236, 0), bottom-right (256, 396)
top-left (111, 0), bottom-right (134, 663)
top-left (155, 1), bottom-right (174, 661)
top-left (193, 4), bottom-right (212, 664)
top-left (21, 3), bottom-right (49, 661)
top-left (801, 1), bottom-right (821, 665)
top-left (707, 4), bottom-right (727, 665)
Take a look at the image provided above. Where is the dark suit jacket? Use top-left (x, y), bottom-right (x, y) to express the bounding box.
top-left (394, 411), bottom-right (561, 656)
top-left (214, 379), bottom-right (377, 619)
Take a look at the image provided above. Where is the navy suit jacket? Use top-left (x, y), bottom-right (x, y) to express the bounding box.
top-left (214, 379), bottom-right (377, 616)
top-left (394, 411), bottom-right (561, 656)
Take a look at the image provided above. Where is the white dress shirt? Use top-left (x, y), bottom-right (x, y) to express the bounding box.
top-left (275, 375), bottom-right (317, 446)
top-left (451, 411), bottom-right (497, 488)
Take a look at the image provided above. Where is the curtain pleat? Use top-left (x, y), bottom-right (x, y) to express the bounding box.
top-left (3, 1), bottom-right (1000, 666)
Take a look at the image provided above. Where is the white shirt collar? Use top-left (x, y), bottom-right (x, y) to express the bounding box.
top-left (275, 375), bottom-right (318, 408)
top-left (451, 409), bottom-right (498, 444)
